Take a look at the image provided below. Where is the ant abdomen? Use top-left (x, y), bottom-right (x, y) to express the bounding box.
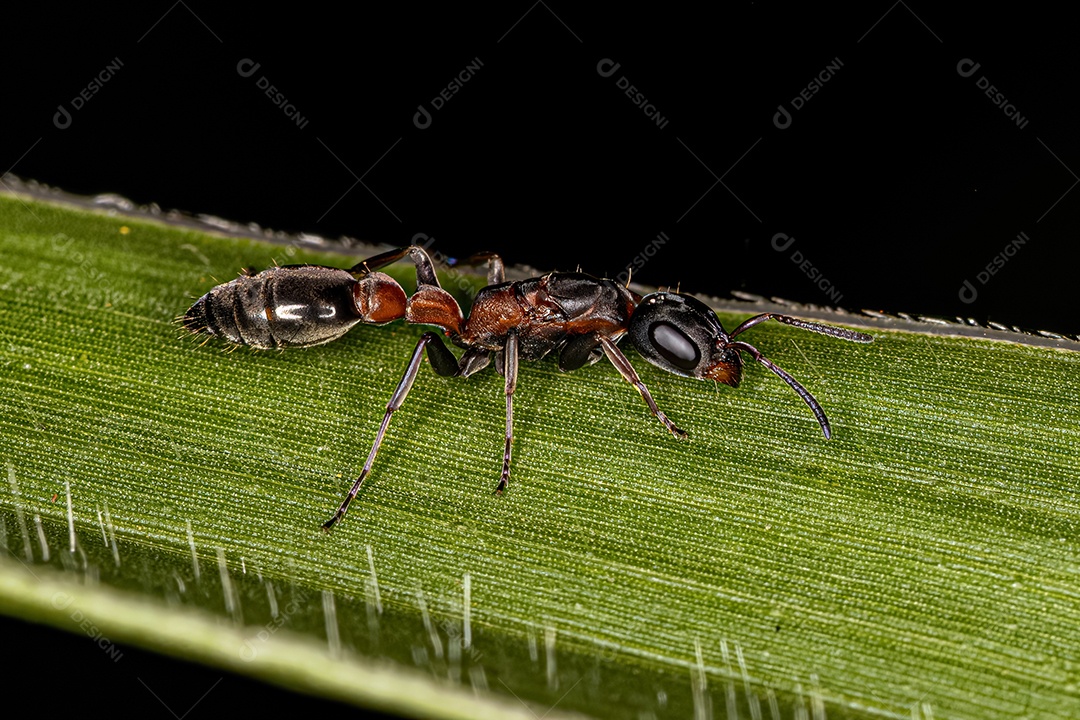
top-left (184, 265), bottom-right (406, 349)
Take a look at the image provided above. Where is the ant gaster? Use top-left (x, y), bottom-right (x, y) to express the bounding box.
top-left (183, 264), bottom-right (406, 349)
top-left (183, 245), bottom-right (873, 531)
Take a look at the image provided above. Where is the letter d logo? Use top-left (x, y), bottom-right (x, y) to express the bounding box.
top-left (773, 104), bottom-right (792, 130)
top-left (413, 104), bottom-right (432, 130)
top-left (54, 104), bottom-right (72, 130)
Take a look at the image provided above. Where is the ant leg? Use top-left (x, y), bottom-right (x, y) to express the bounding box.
top-left (598, 336), bottom-right (688, 439)
top-left (558, 333), bottom-right (604, 372)
top-left (451, 252), bottom-right (505, 285)
top-left (729, 313), bottom-right (873, 344)
top-left (405, 246), bottom-right (442, 288)
top-left (348, 247), bottom-right (412, 277)
top-left (480, 253), bottom-right (506, 285)
top-left (487, 255), bottom-right (505, 285)
top-left (426, 333), bottom-right (461, 377)
top-left (348, 245), bottom-right (443, 288)
top-left (322, 331), bottom-right (452, 531)
top-left (458, 346), bottom-right (492, 378)
top-left (495, 330), bottom-right (518, 493)
top-left (730, 340), bottom-right (832, 439)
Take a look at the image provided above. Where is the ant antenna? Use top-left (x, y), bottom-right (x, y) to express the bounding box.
top-left (730, 339), bottom-right (832, 438)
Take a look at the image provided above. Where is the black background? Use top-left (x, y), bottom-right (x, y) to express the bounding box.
top-left (6, 4), bottom-right (1079, 333)
top-left (4, 3), bottom-right (1078, 713)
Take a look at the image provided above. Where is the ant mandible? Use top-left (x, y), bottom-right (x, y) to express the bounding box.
top-left (183, 245), bottom-right (873, 531)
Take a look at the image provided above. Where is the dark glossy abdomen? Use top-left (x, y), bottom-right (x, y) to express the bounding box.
top-left (184, 266), bottom-right (364, 349)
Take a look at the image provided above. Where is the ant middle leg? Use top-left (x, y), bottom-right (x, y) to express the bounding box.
top-left (458, 346), bottom-right (493, 378)
top-left (495, 330), bottom-right (519, 493)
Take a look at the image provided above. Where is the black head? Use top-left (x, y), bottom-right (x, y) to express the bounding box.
top-left (628, 293), bottom-right (874, 439)
top-left (628, 292), bottom-right (744, 387)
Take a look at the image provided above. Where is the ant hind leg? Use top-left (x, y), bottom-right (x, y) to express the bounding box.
top-left (322, 331), bottom-right (455, 531)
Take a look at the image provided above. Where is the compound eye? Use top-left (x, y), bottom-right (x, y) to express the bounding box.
top-left (648, 322), bottom-right (700, 371)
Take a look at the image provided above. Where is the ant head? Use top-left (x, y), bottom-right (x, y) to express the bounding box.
top-left (628, 292), bottom-right (744, 387)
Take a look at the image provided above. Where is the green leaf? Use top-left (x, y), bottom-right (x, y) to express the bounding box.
top-left (1, 194), bottom-right (1078, 719)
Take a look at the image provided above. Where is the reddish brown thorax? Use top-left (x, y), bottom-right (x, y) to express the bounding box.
top-left (457, 274), bottom-right (637, 358)
top-left (459, 285), bottom-right (527, 349)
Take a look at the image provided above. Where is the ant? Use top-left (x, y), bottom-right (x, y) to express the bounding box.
top-left (184, 245), bottom-right (873, 531)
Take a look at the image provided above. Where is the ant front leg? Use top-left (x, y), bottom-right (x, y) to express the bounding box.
top-left (598, 335), bottom-right (688, 439)
top-left (322, 331), bottom-right (458, 531)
